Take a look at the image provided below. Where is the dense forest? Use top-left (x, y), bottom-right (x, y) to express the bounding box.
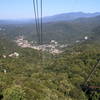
top-left (0, 29), bottom-right (100, 100)
top-left (0, 15), bottom-right (100, 44)
top-left (0, 13), bottom-right (100, 100)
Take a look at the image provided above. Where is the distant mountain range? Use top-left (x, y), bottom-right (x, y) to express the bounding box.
top-left (43, 12), bottom-right (100, 22)
top-left (41, 15), bottom-right (100, 43)
top-left (0, 12), bottom-right (100, 24)
top-left (0, 12), bottom-right (100, 44)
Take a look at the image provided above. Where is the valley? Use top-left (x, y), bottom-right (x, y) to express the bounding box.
top-left (0, 12), bottom-right (100, 100)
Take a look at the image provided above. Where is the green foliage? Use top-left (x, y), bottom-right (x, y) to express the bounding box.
top-left (3, 85), bottom-right (26, 100)
top-left (69, 88), bottom-right (87, 100)
top-left (87, 91), bottom-right (100, 100)
top-left (0, 29), bottom-right (100, 99)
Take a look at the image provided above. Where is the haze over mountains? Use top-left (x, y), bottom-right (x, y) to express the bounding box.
top-left (0, 12), bottom-right (100, 44)
top-left (0, 12), bottom-right (100, 24)
top-left (43, 12), bottom-right (100, 22)
top-left (0, 12), bottom-right (100, 100)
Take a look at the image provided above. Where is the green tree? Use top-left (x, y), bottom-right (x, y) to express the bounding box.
top-left (3, 85), bottom-right (26, 100)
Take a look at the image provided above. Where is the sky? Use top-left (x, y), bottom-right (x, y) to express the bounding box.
top-left (0, 0), bottom-right (100, 19)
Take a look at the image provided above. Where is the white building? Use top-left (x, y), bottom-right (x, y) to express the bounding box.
top-left (3, 55), bottom-right (6, 58)
top-left (9, 52), bottom-right (19, 58)
top-left (4, 69), bottom-right (7, 74)
top-left (84, 36), bottom-right (88, 40)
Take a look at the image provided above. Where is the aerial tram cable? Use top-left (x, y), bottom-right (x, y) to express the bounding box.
top-left (33, 0), bottom-right (41, 44)
top-left (81, 58), bottom-right (100, 92)
top-left (40, 0), bottom-right (43, 45)
top-left (84, 59), bottom-right (100, 85)
top-left (33, 0), bottom-right (43, 45)
top-left (36, 0), bottom-right (41, 43)
top-left (33, 0), bottom-right (44, 65)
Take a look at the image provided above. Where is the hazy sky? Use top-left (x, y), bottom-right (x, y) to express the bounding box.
top-left (0, 0), bottom-right (100, 19)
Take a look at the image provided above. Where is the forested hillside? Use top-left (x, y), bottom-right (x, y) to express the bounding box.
top-left (0, 12), bottom-right (100, 100)
top-left (0, 27), bottom-right (100, 100)
top-left (0, 15), bottom-right (100, 44)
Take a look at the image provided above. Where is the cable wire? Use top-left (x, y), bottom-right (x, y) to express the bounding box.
top-left (40, 0), bottom-right (43, 45)
top-left (33, 0), bottom-right (40, 44)
top-left (33, 0), bottom-right (43, 65)
top-left (36, 0), bottom-right (41, 44)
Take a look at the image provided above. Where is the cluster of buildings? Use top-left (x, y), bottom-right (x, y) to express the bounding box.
top-left (76, 36), bottom-right (89, 43)
top-left (15, 36), bottom-right (32, 48)
top-left (15, 36), bottom-right (65, 54)
top-left (2, 52), bottom-right (19, 59)
top-left (8, 52), bottom-right (19, 57)
top-left (0, 27), bottom-right (6, 31)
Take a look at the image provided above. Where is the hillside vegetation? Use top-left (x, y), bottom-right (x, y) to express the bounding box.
top-left (0, 15), bottom-right (100, 44)
top-left (0, 33), bottom-right (100, 100)
top-left (0, 14), bottom-right (100, 100)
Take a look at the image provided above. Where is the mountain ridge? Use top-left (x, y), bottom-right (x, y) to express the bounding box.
top-left (0, 13), bottom-right (100, 44)
top-left (42, 12), bottom-right (100, 22)
top-left (0, 12), bottom-right (100, 24)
